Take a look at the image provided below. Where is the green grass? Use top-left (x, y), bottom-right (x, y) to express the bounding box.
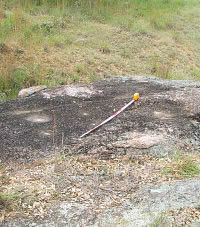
top-left (0, 193), bottom-right (18, 202)
top-left (149, 214), bottom-right (169, 227)
top-left (2, 0), bottom-right (188, 29)
top-left (162, 152), bottom-right (200, 178)
top-left (0, 192), bottom-right (19, 213)
top-left (178, 159), bottom-right (200, 177)
top-left (0, 0), bottom-right (200, 100)
top-left (0, 65), bottom-right (67, 99)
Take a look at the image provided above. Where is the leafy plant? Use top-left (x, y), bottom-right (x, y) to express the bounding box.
top-left (120, 48), bottom-right (130, 58)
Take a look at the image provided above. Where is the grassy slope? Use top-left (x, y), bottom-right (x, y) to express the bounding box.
top-left (1, 1), bottom-right (200, 222)
top-left (0, 0), bottom-right (200, 99)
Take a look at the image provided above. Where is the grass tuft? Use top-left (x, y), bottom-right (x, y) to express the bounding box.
top-left (178, 159), bottom-right (200, 177)
top-left (150, 214), bottom-right (169, 227)
top-left (162, 152), bottom-right (200, 178)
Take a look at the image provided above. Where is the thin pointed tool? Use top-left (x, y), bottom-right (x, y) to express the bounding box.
top-left (80, 93), bottom-right (139, 138)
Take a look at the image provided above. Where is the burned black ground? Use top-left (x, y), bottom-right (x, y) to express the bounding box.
top-left (0, 76), bottom-right (199, 163)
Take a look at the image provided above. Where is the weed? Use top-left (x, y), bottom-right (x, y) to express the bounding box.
top-left (0, 13), bottom-right (16, 41)
top-left (0, 192), bottom-right (18, 213)
top-left (0, 93), bottom-right (6, 103)
top-left (151, 14), bottom-right (173, 30)
top-left (0, 64), bottom-right (66, 99)
top-left (150, 214), bottom-right (170, 227)
top-left (0, 193), bottom-right (18, 203)
top-left (0, 41), bottom-right (9, 53)
top-left (120, 48), bottom-right (130, 58)
top-left (173, 32), bottom-right (184, 44)
top-left (162, 152), bottom-right (200, 178)
top-left (100, 42), bottom-right (110, 54)
top-left (151, 61), bottom-right (172, 79)
top-left (76, 65), bottom-right (82, 73)
top-left (24, 28), bottom-right (33, 40)
top-left (89, 72), bottom-right (100, 82)
top-left (41, 20), bottom-right (55, 34)
top-left (0, 68), bottom-right (30, 98)
top-left (45, 68), bottom-right (67, 86)
top-left (192, 67), bottom-right (200, 81)
top-left (70, 74), bottom-right (80, 83)
top-left (178, 159), bottom-right (200, 177)
top-left (162, 168), bottom-right (174, 175)
top-left (150, 54), bottom-right (175, 79)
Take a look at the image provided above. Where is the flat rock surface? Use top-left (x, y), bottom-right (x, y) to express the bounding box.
top-left (1, 76), bottom-right (200, 226)
top-left (4, 179), bottom-right (200, 226)
top-left (0, 76), bottom-right (200, 163)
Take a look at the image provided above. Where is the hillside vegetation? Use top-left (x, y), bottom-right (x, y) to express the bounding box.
top-left (0, 0), bottom-right (200, 99)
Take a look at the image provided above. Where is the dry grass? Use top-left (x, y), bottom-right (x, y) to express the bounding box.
top-left (1, 2), bottom-right (200, 224)
top-left (0, 1), bottom-right (200, 99)
top-left (1, 151), bottom-right (200, 222)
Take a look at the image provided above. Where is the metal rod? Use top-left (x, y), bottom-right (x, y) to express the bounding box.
top-left (80, 93), bottom-right (139, 138)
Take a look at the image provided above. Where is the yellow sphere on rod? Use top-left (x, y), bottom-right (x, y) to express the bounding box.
top-left (133, 93), bottom-right (139, 101)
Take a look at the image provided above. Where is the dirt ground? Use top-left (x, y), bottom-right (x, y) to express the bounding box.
top-left (0, 76), bottom-right (200, 226)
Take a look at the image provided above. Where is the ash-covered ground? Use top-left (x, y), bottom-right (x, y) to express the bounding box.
top-left (0, 76), bottom-right (200, 163)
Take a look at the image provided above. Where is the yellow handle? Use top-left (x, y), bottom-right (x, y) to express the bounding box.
top-left (133, 93), bottom-right (139, 101)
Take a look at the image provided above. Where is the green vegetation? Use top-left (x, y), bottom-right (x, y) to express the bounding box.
top-left (0, 192), bottom-right (19, 215)
top-left (1, 151), bottom-right (200, 220)
top-left (178, 158), bottom-right (200, 177)
top-left (150, 214), bottom-right (169, 227)
top-left (0, 193), bottom-right (18, 204)
top-left (0, 0), bottom-right (200, 99)
top-left (162, 153), bottom-right (200, 178)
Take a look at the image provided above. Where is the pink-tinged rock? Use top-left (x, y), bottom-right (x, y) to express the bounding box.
top-left (113, 133), bottom-right (164, 149)
top-left (41, 84), bottom-right (102, 98)
top-left (18, 86), bottom-right (47, 98)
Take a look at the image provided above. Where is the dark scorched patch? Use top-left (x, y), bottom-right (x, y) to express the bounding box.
top-left (0, 76), bottom-right (199, 163)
